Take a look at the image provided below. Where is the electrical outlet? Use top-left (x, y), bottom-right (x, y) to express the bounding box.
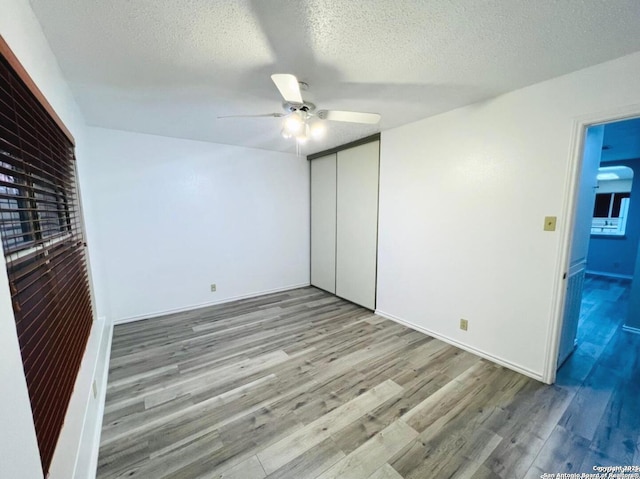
top-left (210, 283), bottom-right (217, 292)
top-left (92, 380), bottom-right (97, 399)
top-left (460, 319), bottom-right (469, 331)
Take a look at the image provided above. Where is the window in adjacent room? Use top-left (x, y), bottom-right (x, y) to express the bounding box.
top-left (591, 166), bottom-right (633, 236)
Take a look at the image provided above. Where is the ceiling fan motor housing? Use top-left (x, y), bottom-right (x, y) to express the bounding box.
top-left (283, 101), bottom-right (316, 114)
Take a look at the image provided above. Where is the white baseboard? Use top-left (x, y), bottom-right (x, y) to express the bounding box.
top-left (375, 309), bottom-right (544, 382)
top-left (85, 318), bottom-right (113, 479)
top-left (622, 325), bottom-right (640, 335)
top-left (585, 270), bottom-right (633, 280)
top-left (113, 283), bottom-right (311, 325)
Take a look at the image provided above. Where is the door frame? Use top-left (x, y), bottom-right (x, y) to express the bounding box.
top-left (543, 102), bottom-right (640, 384)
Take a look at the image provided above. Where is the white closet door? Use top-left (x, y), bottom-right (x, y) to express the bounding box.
top-left (336, 141), bottom-right (379, 309)
top-left (311, 153), bottom-right (337, 293)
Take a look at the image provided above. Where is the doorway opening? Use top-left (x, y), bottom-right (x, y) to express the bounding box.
top-left (556, 116), bottom-right (640, 385)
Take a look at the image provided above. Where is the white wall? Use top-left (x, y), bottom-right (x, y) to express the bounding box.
top-left (377, 50), bottom-right (640, 381)
top-left (83, 127), bottom-right (310, 323)
top-left (1, 0), bottom-right (111, 477)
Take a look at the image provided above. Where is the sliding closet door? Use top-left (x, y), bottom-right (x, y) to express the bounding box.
top-left (336, 141), bottom-right (379, 309)
top-left (311, 153), bottom-right (337, 293)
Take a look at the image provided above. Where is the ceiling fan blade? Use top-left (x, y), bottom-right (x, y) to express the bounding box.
top-left (218, 113), bottom-right (285, 119)
top-left (316, 110), bottom-right (381, 124)
top-left (271, 74), bottom-right (303, 104)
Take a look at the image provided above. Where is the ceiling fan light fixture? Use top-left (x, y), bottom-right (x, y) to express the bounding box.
top-left (284, 112), bottom-right (304, 135)
top-left (281, 128), bottom-right (292, 139)
top-left (310, 121), bottom-right (326, 140)
top-left (296, 123), bottom-right (310, 144)
top-left (218, 73), bottom-right (381, 146)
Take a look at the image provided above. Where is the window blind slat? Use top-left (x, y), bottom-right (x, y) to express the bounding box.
top-left (15, 258), bottom-right (88, 334)
top-left (13, 249), bottom-right (87, 328)
top-left (22, 267), bottom-right (90, 387)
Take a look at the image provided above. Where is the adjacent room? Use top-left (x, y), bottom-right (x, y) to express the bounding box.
top-left (557, 117), bottom-right (640, 373)
top-left (2, 1), bottom-right (640, 478)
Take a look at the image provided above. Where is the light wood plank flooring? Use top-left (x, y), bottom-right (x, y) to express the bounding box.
top-left (97, 280), bottom-right (638, 478)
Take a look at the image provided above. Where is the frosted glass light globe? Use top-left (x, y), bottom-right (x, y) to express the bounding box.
top-left (284, 113), bottom-right (303, 134)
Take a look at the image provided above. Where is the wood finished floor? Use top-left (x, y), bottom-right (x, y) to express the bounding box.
top-left (97, 278), bottom-right (639, 479)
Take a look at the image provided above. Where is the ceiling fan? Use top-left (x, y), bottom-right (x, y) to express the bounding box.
top-left (219, 74), bottom-right (381, 143)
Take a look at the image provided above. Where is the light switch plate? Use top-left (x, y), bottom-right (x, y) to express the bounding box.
top-left (544, 216), bottom-right (557, 232)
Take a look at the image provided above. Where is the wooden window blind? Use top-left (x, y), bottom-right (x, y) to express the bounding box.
top-left (0, 37), bottom-right (93, 475)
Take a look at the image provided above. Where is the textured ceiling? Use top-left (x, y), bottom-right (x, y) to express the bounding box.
top-left (29, 0), bottom-right (640, 155)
